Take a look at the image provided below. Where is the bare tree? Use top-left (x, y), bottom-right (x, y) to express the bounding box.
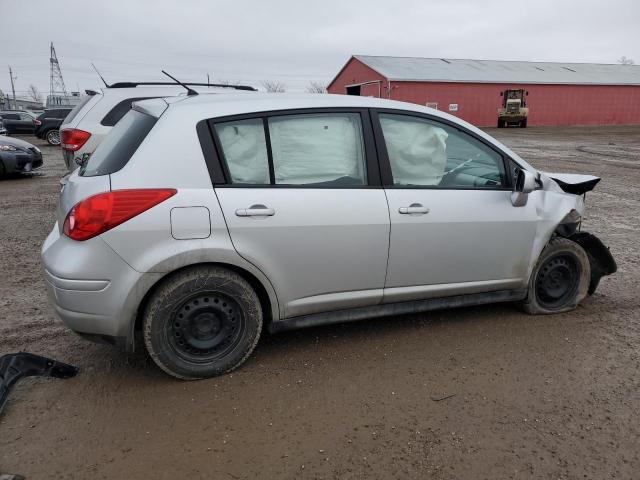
top-left (617, 56), bottom-right (635, 65)
top-left (261, 80), bottom-right (286, 93)
top-left (28, 84), bottom-right (42, 103)
top-left (305, 81), bottom-right (327, 93)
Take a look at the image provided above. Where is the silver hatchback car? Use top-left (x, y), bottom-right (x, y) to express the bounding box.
top-left (42, 93), bottom-right (616, 379)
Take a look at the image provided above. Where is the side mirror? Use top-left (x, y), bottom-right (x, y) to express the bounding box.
top-left (511, 169), bottom-right (536, 207)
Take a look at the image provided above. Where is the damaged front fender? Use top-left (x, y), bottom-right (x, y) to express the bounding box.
top-left (568, 232), bottom-right (617, 295)
top-left (0, 353), bottom-right (78, 416)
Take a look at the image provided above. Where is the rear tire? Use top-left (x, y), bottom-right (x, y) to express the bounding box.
top-left (0, 159), bottom-right (5, 178)
top-left (521, 237), bottom-right (590, 314)
top-left (143, 266), bottom-right (263, 380)
top-left (46, 129), bottom-right (61, 146)
top-left (497, 119), bottom-right (504, 128)
top-left (520, 119), bottom-right (528, 128)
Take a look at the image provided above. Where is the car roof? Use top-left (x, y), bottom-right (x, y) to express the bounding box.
top-left (147, 92), bottom-right (537, 174)
top-left (161, 92), bottom-right (458, 120)
top-left (97, 84), bottom-right (251, 98)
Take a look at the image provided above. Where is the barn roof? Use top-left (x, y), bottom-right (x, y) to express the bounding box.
top-left (353, 55), bottom-right (640, 85)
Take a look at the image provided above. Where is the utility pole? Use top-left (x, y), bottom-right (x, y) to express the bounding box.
top-left (9, 66), bottom-right (17, 110)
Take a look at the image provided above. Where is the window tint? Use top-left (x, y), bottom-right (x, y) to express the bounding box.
top-left (214, 118), bottom-right (270, 184)
top-left (48, 109), bottom-right (71, 119)
top-left (101, 97), bottom-right (157, 127)
top-left (379, 113), bottom-right (505, 188)
top-left (1, 114), bottom-right (20, 120)
top-left (80, 110), bottom-right (156, 177)
top-left (268, 113), bottom-right (366, 185)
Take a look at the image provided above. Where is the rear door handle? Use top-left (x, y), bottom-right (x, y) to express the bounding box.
top-left (398, 203), bottom-right (430, 215)
top-left (235, 204), bottom-right (275, 217)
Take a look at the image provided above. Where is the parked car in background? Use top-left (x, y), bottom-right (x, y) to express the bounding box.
top-left (0, 118), bottom-right (6, 135)
top-left (0, 135), bottom-right (43, 177)
top-left (34, 107), bottom-right (72, 145)
top-left (60, 82), bottom-right (255, 172)
top-left (42, 93), bottom-right (616, 380)
top-left (0, 111), bottom-right (36, 135)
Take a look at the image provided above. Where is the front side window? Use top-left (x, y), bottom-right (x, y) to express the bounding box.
top-left (214, 118), bottom-right (270, 184)
top-left (268, 113), bottom-right (366, 186)
top-left (379, 113), bottom-right (506, 188)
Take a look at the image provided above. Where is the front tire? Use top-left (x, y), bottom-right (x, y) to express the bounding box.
top-left (521, 237), bottom-right (590, 314)
top-left (143, 266), bottom-right (263, 379)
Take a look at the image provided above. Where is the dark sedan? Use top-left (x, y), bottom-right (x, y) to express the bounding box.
top-left (0, 111), bottom-right (36, 135)
top-left (0, 136), bottom-right (43, 177)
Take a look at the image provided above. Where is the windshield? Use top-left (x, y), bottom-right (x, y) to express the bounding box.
top-left (80, 109), bottom-right (157, 177)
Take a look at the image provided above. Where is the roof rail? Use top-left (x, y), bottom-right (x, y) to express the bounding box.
top-left (107, 81), bottom-right (257, 91)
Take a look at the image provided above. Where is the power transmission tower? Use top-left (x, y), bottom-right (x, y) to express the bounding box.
top-left (49, 42), bottom-right (69, 106)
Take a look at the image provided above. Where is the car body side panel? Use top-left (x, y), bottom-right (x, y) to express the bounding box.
top-left (214, 188), bottom-right (391, 318)
top-left (98, 188), bottom-right (281, 323)
top-left (384, 189), bottom-right (539, 296)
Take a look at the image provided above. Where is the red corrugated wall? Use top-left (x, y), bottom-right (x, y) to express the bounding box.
top-left (327, 58), bottom-right (640, 127)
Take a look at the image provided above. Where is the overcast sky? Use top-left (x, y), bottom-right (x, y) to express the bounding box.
top-left (1, 0), bottom-right (638, 98)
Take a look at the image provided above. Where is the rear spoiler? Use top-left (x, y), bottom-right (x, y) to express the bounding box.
top-left (131, 98), bottom-right (169, 118)
top-left (543, 172), bottom-right (601, 195)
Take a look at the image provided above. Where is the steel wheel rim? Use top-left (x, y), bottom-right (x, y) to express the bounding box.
top-left (535, 254), bottom-right (580, 309)
top-left (48, 130), bottom-right (60, 145)
top-left (168, 292), bottom-right (245, 363)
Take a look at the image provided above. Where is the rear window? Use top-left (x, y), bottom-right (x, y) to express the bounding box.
top-left (80, 110), bottom-right (157, 177)
top-left (101, 97), bottom-right (157, 127)
top-left (63, 95), bottom-right (95, 124)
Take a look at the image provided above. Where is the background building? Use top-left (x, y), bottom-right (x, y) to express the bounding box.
top-left (327, 55), bottom-right (640, 126)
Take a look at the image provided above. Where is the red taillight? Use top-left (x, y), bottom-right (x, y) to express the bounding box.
top-left (60, 128), bottom-right (91, 151)
top-left (63, 189), bottom-right (177, 241)
top-left (34, 119), bottom-right (42, 126)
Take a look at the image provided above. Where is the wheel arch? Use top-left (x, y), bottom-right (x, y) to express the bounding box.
top-left (131, 261), bottom-right (278, 350)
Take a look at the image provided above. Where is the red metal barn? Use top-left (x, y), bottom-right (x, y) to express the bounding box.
top-left (327, 56), bottom-right (640, 127)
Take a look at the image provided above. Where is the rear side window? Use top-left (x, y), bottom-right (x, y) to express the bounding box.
top-left (269, 113), bottom-right (366, 185)
top-left (80, 110), bottom-right (156, 177)
top-left (63, 95), bottom-right (95, 124)
top-left (214, 119), bottom-right (270, 184)
top-left (1, 114), bottom-right (20, 120)
top-left (49, 109), bottom-right (71, 118)
top-left (101, 97), bottom-right (157, 127)
top-left (213, 112), bottom-right (367, 187)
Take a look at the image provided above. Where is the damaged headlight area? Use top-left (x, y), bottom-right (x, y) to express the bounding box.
top-left (555, 209), bottom-right (582, 237)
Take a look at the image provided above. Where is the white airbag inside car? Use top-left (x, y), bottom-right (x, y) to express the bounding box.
top-left (380, 116), bottom-right (448, 185)
top-left (269, 114), bottom-right (366, 184)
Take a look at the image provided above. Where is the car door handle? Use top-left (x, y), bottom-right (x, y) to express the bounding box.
top-left (399, 204), bottom-right (430, 215)
top-left (235, 205), bottom-right (275, 217)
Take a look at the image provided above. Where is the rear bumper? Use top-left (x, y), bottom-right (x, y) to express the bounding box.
top-left (41, 226), bottom-right (163, 348)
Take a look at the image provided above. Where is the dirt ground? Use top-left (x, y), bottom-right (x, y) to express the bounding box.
top-left (1, 125), bottom-right (639, 479)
